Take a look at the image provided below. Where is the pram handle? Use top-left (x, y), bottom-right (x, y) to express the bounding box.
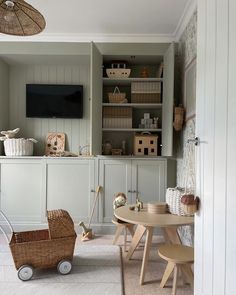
top-left (0, 210), bottom-right (13, 243)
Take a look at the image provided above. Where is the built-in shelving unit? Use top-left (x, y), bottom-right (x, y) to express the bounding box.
top-left (101, 55), bottom-right (168, 156)
top-left (100, 46), bottom-right (174, 157)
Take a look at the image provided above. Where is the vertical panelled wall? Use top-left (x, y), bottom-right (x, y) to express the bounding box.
top-left (9, 64), bottom-right (90, 155)
top-left (195, 0), bottom-right (236, 294)
top-left (0, 59), bottom-right (9, 155)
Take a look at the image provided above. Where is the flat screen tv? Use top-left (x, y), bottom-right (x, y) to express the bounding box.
top-left (26, 84), bottom-right (83, 118)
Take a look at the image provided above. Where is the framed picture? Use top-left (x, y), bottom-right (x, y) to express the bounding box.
top-left (184, 58), bottom-right (196, 121)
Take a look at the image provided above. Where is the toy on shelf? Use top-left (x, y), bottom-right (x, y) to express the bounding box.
top-left (134, 132), bottom-right (158, 156)
top-left (0, 128), bottom-right (20, 139)
top-left (106, 61), bottom-right (131, 78)
top-left (45, 132), bottom-right (65, 156)
top-left (139, 113), bottom-right (159, 129)
top-left (111, 149), bottom-right (122, 156)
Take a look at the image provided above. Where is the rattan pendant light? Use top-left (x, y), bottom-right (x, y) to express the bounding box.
top-left (0, 0), bottom-right (46, 36)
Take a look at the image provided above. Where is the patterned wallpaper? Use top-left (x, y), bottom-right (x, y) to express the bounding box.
top-left (179, 11), bottom-right (197, 68)
top-left (175, 10), bottom-right (197, 246)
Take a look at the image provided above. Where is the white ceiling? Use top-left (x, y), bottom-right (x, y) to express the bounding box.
top-left (0, 0), bottom-right (197, 42)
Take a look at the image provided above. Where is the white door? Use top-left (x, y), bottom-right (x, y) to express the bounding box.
top-left (0, 161), bottom-right (43, 222)
top-left (98, 159), bottom-right (132, 223)
top-left (46, 160), bottom-right (95, 222)
top-left (195, 1), bottom-right (236, 294)
top-left (131, 159), bottom-right (166, 204)
top-left (90, 42), bottom-right (103, 155)
top-left (162, 42), bottom-right (175, 157)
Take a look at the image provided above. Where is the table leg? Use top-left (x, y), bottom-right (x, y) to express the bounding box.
top-left (164, 227), bottom-right (182, 244)
top-left (126, 224), bottom-right (146, 260)
top-left (140, 226), bottom-right (154, 285)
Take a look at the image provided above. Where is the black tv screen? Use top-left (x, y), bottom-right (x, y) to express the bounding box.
top-left (26, 84), bottom-right (83, 118)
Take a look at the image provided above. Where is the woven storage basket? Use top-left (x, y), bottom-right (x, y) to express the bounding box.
top-left (166, 187), bottom-right (193, 216)
top-left (103, 106), bottom-right (132, 128)
top-left (9, 209), bottom-right (77, 270)
top-left (108, 86), bottom-right (126, 103)
top-left (131, 81), bottom-right (161, 103)
top-left (131, 93), bottom-right (161, 103)
top-left (4, 138), bottom-right (35, 156)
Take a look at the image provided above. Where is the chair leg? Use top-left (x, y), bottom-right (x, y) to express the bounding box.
top-left (160, 261), bottom-right (175, 288)
top-left (112, 225), bottom-right (124, 245)
top-left (180, 264), bottom-right (194, 287)
top-left (124, 227), bottom-right (127, 251)
top-left (172, 265), bottom-right (179, 295)
top-left (127, 224), bottom-right (135, 237)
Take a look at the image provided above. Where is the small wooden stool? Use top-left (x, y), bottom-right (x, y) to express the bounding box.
top-left (158, 244), bottom-right (194, 295)
top-left (112, 218), bottom-right (135, 251)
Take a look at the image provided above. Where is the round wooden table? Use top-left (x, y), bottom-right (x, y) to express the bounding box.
top-left (114, 205), bottom-right (194, 285)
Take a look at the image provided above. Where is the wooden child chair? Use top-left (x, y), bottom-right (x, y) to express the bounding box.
top-left (112, 192), bottom-right (135, 251)
top-left (158, 244), bottom-right (194, 295)
top-left (112, 218), bottom-right (134, 251)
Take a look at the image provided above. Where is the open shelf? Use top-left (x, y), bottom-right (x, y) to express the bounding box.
top-left (102, 128), bottom-right (162, 132)
top-left (102, 103), bottom-right (162, 109)
top-left (103, 77), bottom-right (163, 86)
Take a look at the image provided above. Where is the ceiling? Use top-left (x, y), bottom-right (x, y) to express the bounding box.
top-left (0, 0), bottom-right (196, 42)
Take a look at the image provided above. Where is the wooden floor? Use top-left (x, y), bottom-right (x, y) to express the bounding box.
top-left (0, 233), bottom-right (193, 295)
top-left (76, 234), bottom-right (193, 295)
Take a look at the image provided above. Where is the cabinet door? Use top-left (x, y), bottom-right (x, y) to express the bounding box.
top-left (46, 160), bottom-right (95, 222)
top-left (99, 159), bottom-right (131, 223)
top-left (131, 160), bottom-right (166, 204)
top-left (90, 42), bottom-right (103, 155)
top-left (0, 161), bottom-right (43, 222)
top-left (162, 42), bottom-right (175, 156)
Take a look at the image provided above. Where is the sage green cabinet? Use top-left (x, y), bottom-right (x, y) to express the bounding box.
top-left (0, 160), bottom-right (43, 222)
top-left (46, 159), bottom-right (95, 222)
top-left (98, 158), bottom-right (173, 223)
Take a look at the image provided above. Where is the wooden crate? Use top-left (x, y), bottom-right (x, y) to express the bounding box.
top-left (134, 134), bottom-right (158, 156)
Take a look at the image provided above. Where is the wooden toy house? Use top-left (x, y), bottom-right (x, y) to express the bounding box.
top-left (134, 134), bottom-right (158, 156)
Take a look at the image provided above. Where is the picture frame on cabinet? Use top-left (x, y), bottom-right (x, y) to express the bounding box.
top-left (184, 57), bottom-right (196, 121)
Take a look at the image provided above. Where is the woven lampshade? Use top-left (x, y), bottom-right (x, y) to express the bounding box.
top-left (0, 0), bottom-right (46, 36)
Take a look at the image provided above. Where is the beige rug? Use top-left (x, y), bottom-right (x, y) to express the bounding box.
top-left (0, 244), bottom-right (124, 295)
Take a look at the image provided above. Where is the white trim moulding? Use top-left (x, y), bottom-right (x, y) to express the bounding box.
top-left (174, 0), bottom-right (197, 41)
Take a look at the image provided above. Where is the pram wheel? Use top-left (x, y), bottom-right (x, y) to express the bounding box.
top-left (57, 260), bottom-right (72, 275)
top-left (18, 265), bottom-right (34, 281)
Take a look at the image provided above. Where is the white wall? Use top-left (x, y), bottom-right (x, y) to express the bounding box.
top-left (9, 64), bottom-right (90, 155)
top-left (195, 0), bottom-right (236, 294)
top-left (0, 59), bottom-right (9, 155)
